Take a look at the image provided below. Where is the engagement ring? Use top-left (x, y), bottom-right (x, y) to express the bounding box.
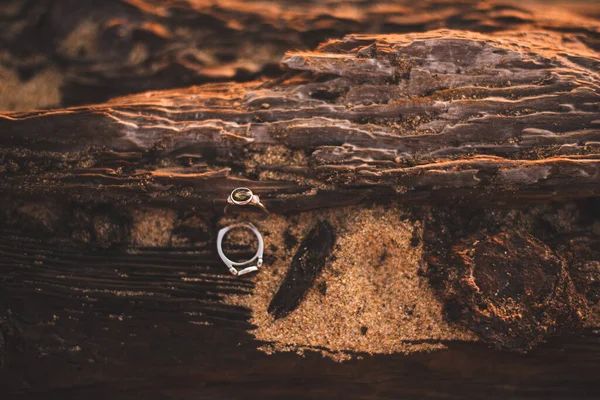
top-left (224, 187), bottom-right (269, 215)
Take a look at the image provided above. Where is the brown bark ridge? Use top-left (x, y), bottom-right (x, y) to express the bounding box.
top-left (1, 0), bottom-right (600, 109)
top-left (0, 29), bottom-right (600, 399)
top-left (1, 30), bottom-right (599, 211)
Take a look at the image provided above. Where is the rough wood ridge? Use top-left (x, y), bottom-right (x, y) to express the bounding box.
top-left (1, 30), bottom-right (599, 213)
top-left (2, 0), bottom-right (600, 109)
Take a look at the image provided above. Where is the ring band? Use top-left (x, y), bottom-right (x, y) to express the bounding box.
top-left (216, 222), bottom-right (264, 276)
top-left (224, 187), bottom-right (269, 215)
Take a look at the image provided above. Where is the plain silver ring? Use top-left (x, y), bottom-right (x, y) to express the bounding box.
top-left (217, 222), bottom-right (264, 276)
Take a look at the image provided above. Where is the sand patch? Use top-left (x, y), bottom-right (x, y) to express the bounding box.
top-left (223, 206), bottom-right (477, 361)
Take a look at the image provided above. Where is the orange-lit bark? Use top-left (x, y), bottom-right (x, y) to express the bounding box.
top-left (2, 0), bottom-right (599, 109)
top-left (1, 3), bottom-right (600, 400)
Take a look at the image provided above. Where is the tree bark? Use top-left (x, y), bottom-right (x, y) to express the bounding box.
top-left (0, 26), bottom-right (599, 400)
top-left (2, 30), bottom-right (600, 210)
top-left (1, 0), bottom-right (600, 110)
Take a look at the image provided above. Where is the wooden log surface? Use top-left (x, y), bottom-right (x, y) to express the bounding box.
top-left (1, 0), bottom-right (600, 110)
top-left (2, 30), bottom-right (600, 211)
top-left (1, 2), bottom-right (600, 399)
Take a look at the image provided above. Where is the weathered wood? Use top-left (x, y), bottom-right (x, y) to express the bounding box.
top-left (420, 197), bottom-right (600, 348)
top-left (1, 30), bottom-right (599, 214)
top-left (1, 24), bottom-right (600, 400)
top-left (1, 0), bottom-right (600, 110)
top-left (0, 221), bottom-right (599, 399)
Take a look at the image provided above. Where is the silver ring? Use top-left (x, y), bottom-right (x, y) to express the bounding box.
top-left (224, 187), bottom-right (269, 215)
top-left (217, 222), bottom-right (264, 276)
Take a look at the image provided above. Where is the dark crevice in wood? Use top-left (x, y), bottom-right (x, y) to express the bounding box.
top-left (268, 220), bottom-right (336, 319)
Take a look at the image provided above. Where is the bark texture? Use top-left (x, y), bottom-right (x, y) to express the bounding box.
top-left (0, 10), bottom-right (600, 400)
top-left (2, 30), bottom-right (600, 211)
top-left (1, 0), bottom-right (600, 109)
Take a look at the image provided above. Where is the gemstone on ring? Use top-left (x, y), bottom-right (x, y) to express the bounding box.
top-left (225, 187), bottom-right (269, 215)
top-left (231, 187), bottom-right (253, 204)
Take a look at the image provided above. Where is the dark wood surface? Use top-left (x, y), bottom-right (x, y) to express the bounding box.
top-left (1, 1), bottom-right (600, 399)
top-left (0, 230), bottom-right (599, 400)
top-left (2, 31), bottom-right (600, 211)
top-left (2, 0), bottom-right (600, 110)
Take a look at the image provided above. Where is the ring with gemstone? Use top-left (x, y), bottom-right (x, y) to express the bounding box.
top-left (224, 187), bottom-right (269, 215)
top-left (217, 222), bottom-right (264, 276)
